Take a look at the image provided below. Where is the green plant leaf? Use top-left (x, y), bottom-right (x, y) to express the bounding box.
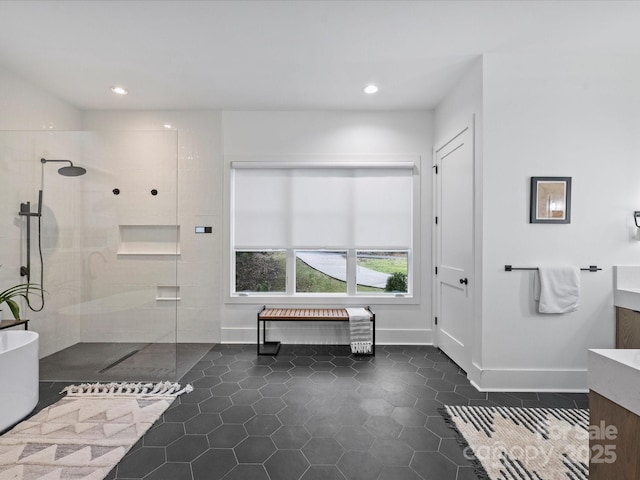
top-left (0, 283), bottom-right (42, 316)
top-left (6, 299), bottom-right (20, 320)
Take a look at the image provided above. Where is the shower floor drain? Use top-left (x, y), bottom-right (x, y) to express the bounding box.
top-left (98, 349), bottom-right (142, 373)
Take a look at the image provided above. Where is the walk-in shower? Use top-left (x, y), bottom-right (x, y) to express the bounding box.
top-left (2, 129), bottom-right (202, 384)
top-left (18, 158), bottom-right (86, 312)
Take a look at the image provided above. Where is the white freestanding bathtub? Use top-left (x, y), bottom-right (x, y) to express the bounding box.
top-left (0, 330), bottom-right (39, 432)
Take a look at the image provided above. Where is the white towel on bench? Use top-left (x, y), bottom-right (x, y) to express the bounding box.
top-left (346, 307), bottom-right (372, 354)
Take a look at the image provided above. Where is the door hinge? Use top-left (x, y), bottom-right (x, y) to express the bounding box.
top-left (435, 216), bottom-right (438, 225)
top-left (435, 266), bottom-right (438, 275)
top-left (435, 316), bottom-right (438, 325)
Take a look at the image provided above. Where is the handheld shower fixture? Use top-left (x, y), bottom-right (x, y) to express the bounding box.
top-left (18, 158), bottom-right (87, 312)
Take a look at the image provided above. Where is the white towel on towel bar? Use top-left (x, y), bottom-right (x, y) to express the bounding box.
top-left (534, 266), bottom-right (580, 314)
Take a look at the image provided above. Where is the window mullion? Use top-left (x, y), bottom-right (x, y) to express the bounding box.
top-left (287, 249), bottom-right (296, 295)
top-left (346, 249), bottom-right (357, 295)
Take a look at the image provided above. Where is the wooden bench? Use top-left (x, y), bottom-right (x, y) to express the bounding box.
top-left (257, 306), bottom-right (375, 356)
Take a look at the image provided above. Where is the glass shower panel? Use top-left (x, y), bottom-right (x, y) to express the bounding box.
top-left (76, 130), bottom-right (179, 381)
top-left (0, 130), bottom-right (180, 382)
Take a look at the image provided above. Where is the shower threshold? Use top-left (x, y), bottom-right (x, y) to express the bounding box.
top-left (39, 342), bottom-right (214, 383)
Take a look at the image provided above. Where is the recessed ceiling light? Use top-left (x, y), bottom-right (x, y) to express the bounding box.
top-left (364, 84), bottom-right (379, 94)
top-left (110, 86), bottom-right (128, 95)
top-left (163, 123), bottom-right (172, 129)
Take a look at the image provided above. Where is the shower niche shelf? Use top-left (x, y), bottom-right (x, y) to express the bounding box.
top-left (156, 285), bottom-right (180, 301)
top-left (117, 225), bottom-right (180, 256)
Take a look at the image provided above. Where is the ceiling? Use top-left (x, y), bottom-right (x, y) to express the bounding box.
top-left (0, 0), bottom-right (639, 111)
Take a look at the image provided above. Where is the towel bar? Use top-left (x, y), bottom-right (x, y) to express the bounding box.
top-left (504, 265), bottom-right (601, 272)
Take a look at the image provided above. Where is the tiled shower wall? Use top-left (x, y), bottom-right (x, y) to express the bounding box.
top-left (77, 130), bottom-right (179, 343)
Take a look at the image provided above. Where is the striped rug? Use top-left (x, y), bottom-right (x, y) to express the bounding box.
top-left (442, 405), bottom-right (589, 480)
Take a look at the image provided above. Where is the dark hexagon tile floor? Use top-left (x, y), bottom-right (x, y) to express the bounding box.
top-left (36, 344), bottom-right (588, 480)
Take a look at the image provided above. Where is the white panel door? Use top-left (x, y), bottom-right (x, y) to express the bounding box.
top-left (434, 125), bottom-right (474, 373)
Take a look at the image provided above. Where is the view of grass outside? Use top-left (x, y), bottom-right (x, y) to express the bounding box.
top-left (357, 251), bottom-right (408, 293)
top-left (296, 254), bottom-right (347, 293)
top-left (235, 251), bottom-right (286, 292)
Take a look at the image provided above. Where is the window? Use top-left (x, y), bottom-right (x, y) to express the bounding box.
top-left (296, 250), bottom-right (347, 294)
top-left (231, 162), bottom-right (415, 298)
top-left (356, 251), bottom-right (408, 293)
top-left (235, 250), bottom-right (286, 293)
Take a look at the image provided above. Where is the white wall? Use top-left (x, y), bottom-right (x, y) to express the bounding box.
top-left (0, 66), bottom-right (81, 131)
top-left (0, 66), bottom-right (82, 357)
top-left (479, 53), bottom-right (640, 390)
top-left (221, 111), bottom-right (433, 345)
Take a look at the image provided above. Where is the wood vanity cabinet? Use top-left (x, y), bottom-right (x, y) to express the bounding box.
top-left (589, 348), bottom-right (640, 479)
top-left (616, 307), bottom-right (640, 349)
top-left (590, 390), bottom-right (640, 479)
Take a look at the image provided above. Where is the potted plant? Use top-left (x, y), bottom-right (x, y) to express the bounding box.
top-left (0, 269), bottom-right (41, 320)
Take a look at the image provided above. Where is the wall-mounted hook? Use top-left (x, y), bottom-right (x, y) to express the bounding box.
top-left (151, 189), bottom-right (158, 196)
top-left (112, 188), bottom-right (120, 195)
top-left (635, 211), bottom-right (640, 228)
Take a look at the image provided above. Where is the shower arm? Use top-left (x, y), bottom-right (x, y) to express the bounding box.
top-left (41, 158), bottom-right (71, 189)
top-left (41, 158), bottom-right (73, 166)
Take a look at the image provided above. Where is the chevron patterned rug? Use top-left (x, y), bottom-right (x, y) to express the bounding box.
top-left (442, 405), bottom-right (589, 480)
top-left (0, 382), bottom-right (192, 479)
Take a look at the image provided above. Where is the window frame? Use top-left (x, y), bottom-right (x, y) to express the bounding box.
top-left (225, 157), bottom-right (421, 305)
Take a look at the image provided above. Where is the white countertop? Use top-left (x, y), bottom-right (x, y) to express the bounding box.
top-left (614, 266), bottom-right (640, 311)
top-left (589, 348), bottom-right (640, 416)
top-left (615, 288), bottom-right (640, 311)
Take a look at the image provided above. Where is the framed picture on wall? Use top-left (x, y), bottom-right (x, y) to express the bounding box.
top-left (530, 176), bottom-right (572, 224)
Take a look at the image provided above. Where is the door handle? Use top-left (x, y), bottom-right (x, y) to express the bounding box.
top-left (459, 278), bottom-right (468, 285)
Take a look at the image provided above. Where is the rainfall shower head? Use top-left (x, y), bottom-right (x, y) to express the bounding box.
top-left (58, 165), bottom-right (87, 176)
top-left (41, 158), bottom-right (87, 177)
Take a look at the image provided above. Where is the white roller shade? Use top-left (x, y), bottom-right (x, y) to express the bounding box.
top-left (232, 165), bottom-right (413, 249)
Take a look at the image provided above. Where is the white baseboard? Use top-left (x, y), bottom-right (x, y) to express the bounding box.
top-left (468, 363), bottom-right (588, 392)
